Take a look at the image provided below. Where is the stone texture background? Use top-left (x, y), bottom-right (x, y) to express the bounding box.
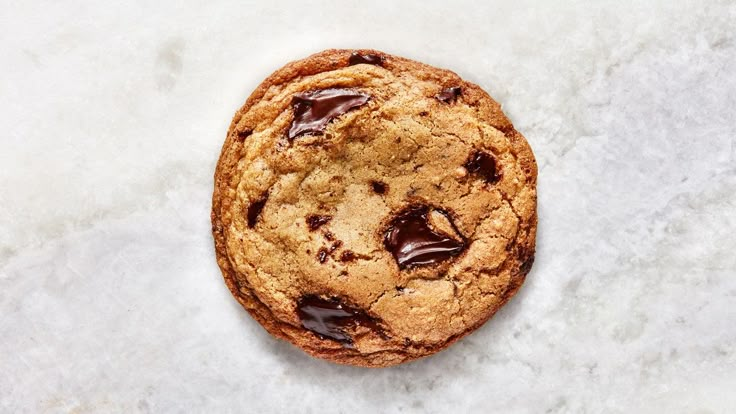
top-left (2, 1), bottom-right (734, 412)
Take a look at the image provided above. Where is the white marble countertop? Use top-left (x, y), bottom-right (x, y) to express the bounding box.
top-left (2, 1), bottom-right (735, 412)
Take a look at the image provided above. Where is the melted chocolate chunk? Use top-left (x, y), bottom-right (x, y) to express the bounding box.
top-left (288, 88), bottom-right (370, 139)
top-left (464, 150), bottom-right (501, 183)
top-left (246, 192), bottom-right (269, 228)
top-left (306, 215), bottom-right (332, 231)
top-left (371, 180), bottom-right (388, 194)
top-left (340, 250), bottom-right (355, 262)
top-left (348, 52), bottom-right (384, 66)
top-left (317, 248), bottom-right (329, 263)
top-left (383, 205), bottom-right (465, 269)
top-left (297, 296), bottom-right (379, 344)
top-left (436, 86), bottom-right (462, 103)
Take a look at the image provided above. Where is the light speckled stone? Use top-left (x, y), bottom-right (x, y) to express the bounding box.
top-left (1, 0), bottom-right (735, 412)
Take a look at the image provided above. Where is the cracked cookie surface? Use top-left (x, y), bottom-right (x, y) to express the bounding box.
top-left (211, 49), bottom-right (537, 367)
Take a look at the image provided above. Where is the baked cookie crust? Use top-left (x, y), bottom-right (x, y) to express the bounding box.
top-left (212, 49), bottom-right (537, 367)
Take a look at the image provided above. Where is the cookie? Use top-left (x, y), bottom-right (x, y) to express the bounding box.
top-left (211, 49), bottom-right (537, 367)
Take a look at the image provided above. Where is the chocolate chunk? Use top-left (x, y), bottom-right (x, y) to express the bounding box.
top-left (464, 150), bottom-right (501, 184)
top-left (317, 248), bottom-right (329, 263)
top-left (348, 52), bottom-right (384, 66)
top-left (383, 205), bottom-right (465, 269)
top-left (340, 250), bottom-right (355, 262)
top-left (329, 240), bottom-right (343, 253)
top-left (498, 123), bottom-right (515, 135)
top-left (297, 296), bottom-right (380, 344)
top-left (246, 192), bottom-right (268, 228)
top-left (235, 129), bottom-right (252, 142)
top-left (519, 255), bottom-right (535, 276)
top-left (371, 180), bottom-right (388, 194)
top-left (436, 86), bottom-right (462, 103)
top-left (288, 88), bottom-right (370, 139)
top-left (518, 248), bottom-right (535, 276)
top-left (306, 215), bottom-right (332, 231)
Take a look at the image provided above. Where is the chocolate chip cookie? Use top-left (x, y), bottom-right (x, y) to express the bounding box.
top-left (211, 49), bottom-right (537, 367)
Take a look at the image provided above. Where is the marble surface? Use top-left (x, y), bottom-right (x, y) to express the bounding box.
top-left (2, 1), bottom-right (735, 412)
